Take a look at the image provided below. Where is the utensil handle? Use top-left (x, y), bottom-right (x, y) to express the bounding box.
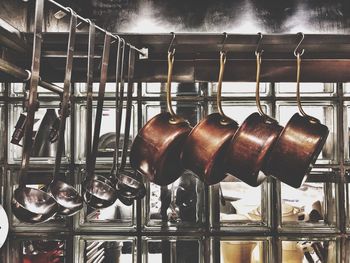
top-left (111, 39), bottom-right (123, 175)
top-left (119, 47), bottom-right (135, 171)
top-left (88, 33), bottom-right (112, 175)
top-left (85, 21), bottom-right (96, 170)
top-left (53, 10), bottom-right (77, 180)
top-left (18, 0), bottom-right (44, 186)
top-left (255, 51), bottom-right (267, 117)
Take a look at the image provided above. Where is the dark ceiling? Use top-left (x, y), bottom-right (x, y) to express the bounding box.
top-left (55, 0), bottom-right (350, 33)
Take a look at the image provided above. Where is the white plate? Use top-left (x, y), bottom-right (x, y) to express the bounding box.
top-left (0, 205), bottom-right (9, 248)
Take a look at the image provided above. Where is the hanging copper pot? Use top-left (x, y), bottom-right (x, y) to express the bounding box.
top-left (130, 43), bottom-right (192, 186)
top-left (263, 36), bottom-right (329, 188)
top-left (224, 35), bottom-right (283, 187)
top-left (181, 51), bottom-right (239, 185)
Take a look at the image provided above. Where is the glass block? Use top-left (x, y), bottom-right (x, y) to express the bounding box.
top-left (342, 83), bottom-right (350, 96)
top-left (276, 102), bottom-right (336, 164)
top-left (0, 103), bottom-right (4, 163)
top-left (74, 236), bottom-right (136, 263)
top-left (210, 179), bottom-right (269, 230)
top-left (144, 171), bottom-right (205, 229)
top-left (280, 238), bottom-right (338, 263)
top-left (219, 102), bottom-right (272, 124)
top-left (210, 82), bottom-right (270, 97)
top-left (275, 83), bottom-right (335, 97)
top-left (75, 101), bottom-right (137, 164)
top-left (143, 237), bottom-right (202, 263)
top-left (74, 169), bottom-right (136, 231)
top-left (8, 102), bottom-right (71, 164)
top-left (9, 83), bottom-right (62, 97)
top-left (279, 172), bottom-right (337, 232)
top-left (211, 237), bottom-right (269, 263)
top-left (343, 103), bottom-right (350, 163)
top-left (345, 173), bottom-right (350, 230)
top-left (141, 83), bottom-right (201, 97)
top-left (6, 236), bottom-right (68, 263)
top-left (74, 82), bottom-right (138, 97)
top-left (6, 168), bottom-right (69, 231)
top-left (0, 83), bottom-right (4, 95)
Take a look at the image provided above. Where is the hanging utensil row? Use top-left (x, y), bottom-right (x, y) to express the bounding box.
top-left (130, 32), bottom-right (329, 191)
top-left (11, 1), bottom-right (142, 223)
top-left (9, 0), bottom-right (330, 223)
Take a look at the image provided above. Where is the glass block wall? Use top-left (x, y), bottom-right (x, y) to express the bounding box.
top-left (0, 81), bottom-right (348, 262)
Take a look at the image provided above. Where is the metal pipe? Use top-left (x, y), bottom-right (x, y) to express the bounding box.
top-left (47, 0), bottom-right (146, 57)
top-left (0, 57), bottom-right (63, 94)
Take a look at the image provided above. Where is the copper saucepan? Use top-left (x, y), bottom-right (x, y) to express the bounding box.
top-left (181, 51), bottom-right (239, 185)
top-left (263, 38), bottom-right (329, 188)
top-left (224, 36), bottom-right (283, 187)
top-left (130, 40), bottom-right (192, 186)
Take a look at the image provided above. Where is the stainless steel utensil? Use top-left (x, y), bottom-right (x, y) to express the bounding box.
top-left (12, 0), bottom-right (59, 224)
top-left (83, 28), bottom-right (118, 209)
top-left (47, 9), bottom-right (83, 216)
top-left (115, 47), bottom-right (146, 206)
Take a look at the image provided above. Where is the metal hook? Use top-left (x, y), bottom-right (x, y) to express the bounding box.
top-left (294, 32), bottom-right (305, 57)
top-left (221, 32), bottom-right (228, 53)
top-left (66, 7), bottom-right (76, 16)
top-left (255, 32), bottom-right (264, 56)
top-left (168, 32), bottom-right (176, 55)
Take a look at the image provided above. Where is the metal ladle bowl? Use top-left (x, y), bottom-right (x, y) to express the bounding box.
top-left (48, 179), bottom-right (83, 216)
top-left (12, 186), bottom-right (58, 223)
top-left (83, 174), bottom-right (117, 208)
top-left (115, 171), bottom-right (146, 206)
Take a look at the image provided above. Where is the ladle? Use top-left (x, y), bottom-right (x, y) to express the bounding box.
top-left (115, 47), bottom-right (146, 206)
top-left (12, 0), bottom-right (59, 223)
top-left (263, 33), bottom-right (329, 188)
top-left (82, 29), bottom-right (117, 209)
top-left (47, 9), bottom-right (83, 216)
top-left (181, 35), bottom-right (239, 185)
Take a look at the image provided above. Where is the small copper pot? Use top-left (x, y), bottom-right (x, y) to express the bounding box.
top-left (130, 51), bottom-right (192, 186)
top-left (263, 54), bottom-right (329, 188)
top-left (181, 52), bottom-right (239, 185)
top-left (224, 51), bottom-right (283, 187)
top-left (225, 113), bottom-right (283, 186)
top-left (263, 113), bottom-right (328, 188)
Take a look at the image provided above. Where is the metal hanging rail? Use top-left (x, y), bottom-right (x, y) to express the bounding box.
top-left (47, 0), bottom-right (147, 57)
top-left (0, 57), bottom-right (63, 94)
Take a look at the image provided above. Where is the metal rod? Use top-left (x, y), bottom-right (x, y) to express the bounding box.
top-left (47, 0), bottom-right (146, 56)
top-left (0, 57), bottom-right (63, 94)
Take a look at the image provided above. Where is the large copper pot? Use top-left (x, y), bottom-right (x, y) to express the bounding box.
top-left (263, 53), bottom-right (329, 188)
top-left (181, 51), bottom-right (238, 185)
top-left (224, 50), bottom-right (283, 187)
top-left (130, 50), bottom-right (192, 186)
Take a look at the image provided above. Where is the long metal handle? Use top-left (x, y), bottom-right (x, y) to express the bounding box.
top-left (18, 0), bottom-right (44, 186)
top-left (119, 47), bottom-right (135, 171)
top-left (88, 33), bottom-right (112, 175)
top-left (296, 53), bottom-right (311, 118)
top-left (85, 21), bottom-right (96, 170)
top-left (53, 10), bottom-right (77, 180)
top-left (110, 39), bottom-right (123, 175)
top-left (255, 51), bottom-right (267, 117)
top-left (216, 51), bottom-right (232, 125)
